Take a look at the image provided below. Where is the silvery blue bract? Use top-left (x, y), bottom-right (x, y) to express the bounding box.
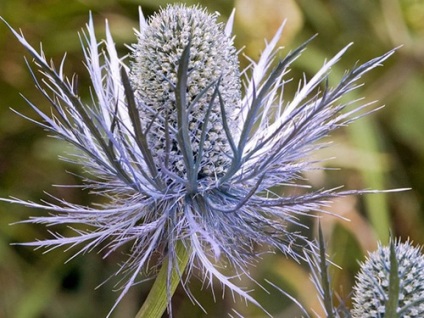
top-left (2, 4), bottom-right (395, 316)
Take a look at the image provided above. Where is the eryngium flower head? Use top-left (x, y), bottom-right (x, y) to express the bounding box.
top-left (352, 240), bottom-right (424, 318)
top-left (131, 5), bottom-right (241, 178)
top-left (3, 4), bottom-right (395, 315)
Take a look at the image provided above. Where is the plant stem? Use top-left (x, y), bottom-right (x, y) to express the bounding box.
top-left (135, 241), bottom-right (190, 318)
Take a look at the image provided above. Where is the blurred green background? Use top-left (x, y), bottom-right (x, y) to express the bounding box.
top-left (1, 0), bottom-right (423, 317)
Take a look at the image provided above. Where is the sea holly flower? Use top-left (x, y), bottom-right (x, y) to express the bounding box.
top-left (352, 240), bottom-right (424, 318)
top-left (130, 6), bottom-right (242, 180)
top-left (2, 4), bottom-right (395, 317)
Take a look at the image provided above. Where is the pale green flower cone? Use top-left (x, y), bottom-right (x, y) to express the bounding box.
top-left (131, 4), bottom-right (241, 180)
top-left (352, 240), bottom-right (424, 318)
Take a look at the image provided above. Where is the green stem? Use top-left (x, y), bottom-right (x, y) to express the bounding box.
top-left (135, 241), bottom-right (190, 318)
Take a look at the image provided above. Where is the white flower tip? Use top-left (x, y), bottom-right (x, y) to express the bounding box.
top-left (341, 42), bottom-right (354, 55)
top-left (268, 19), bottom-right (286, 47)
top-left (261, 19), bottom-right (286, 58)
top-left (88, 11), bottom-right (94, 30)
top-left (138, 6), bottom-right (147, 31)
top-left (224, 8), bottom-right (236, 37)
top-left (104, 19), bottom-right (113, 43)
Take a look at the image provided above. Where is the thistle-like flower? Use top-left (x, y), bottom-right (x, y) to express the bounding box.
top-left (352, 240), bottom-right (424, 318)
top-left (3, 4), bottom-right (395, 316)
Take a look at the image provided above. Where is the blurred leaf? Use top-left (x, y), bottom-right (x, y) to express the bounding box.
top-left (234, 0), bottom-right (303, 58)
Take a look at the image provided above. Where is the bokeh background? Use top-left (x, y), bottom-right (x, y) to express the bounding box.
top-left (1, 0), bottom-right (423, 317)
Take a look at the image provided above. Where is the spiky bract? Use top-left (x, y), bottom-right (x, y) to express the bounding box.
top-left (2, 4), bottom-right (395, 316)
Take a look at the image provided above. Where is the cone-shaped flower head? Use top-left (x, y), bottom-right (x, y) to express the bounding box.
top-left (131, 5), bottom-right (241, 178)
top-left (352, 240), bottom-right (424, 317)
top-left (2, 3), bottom-right (395, 316)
